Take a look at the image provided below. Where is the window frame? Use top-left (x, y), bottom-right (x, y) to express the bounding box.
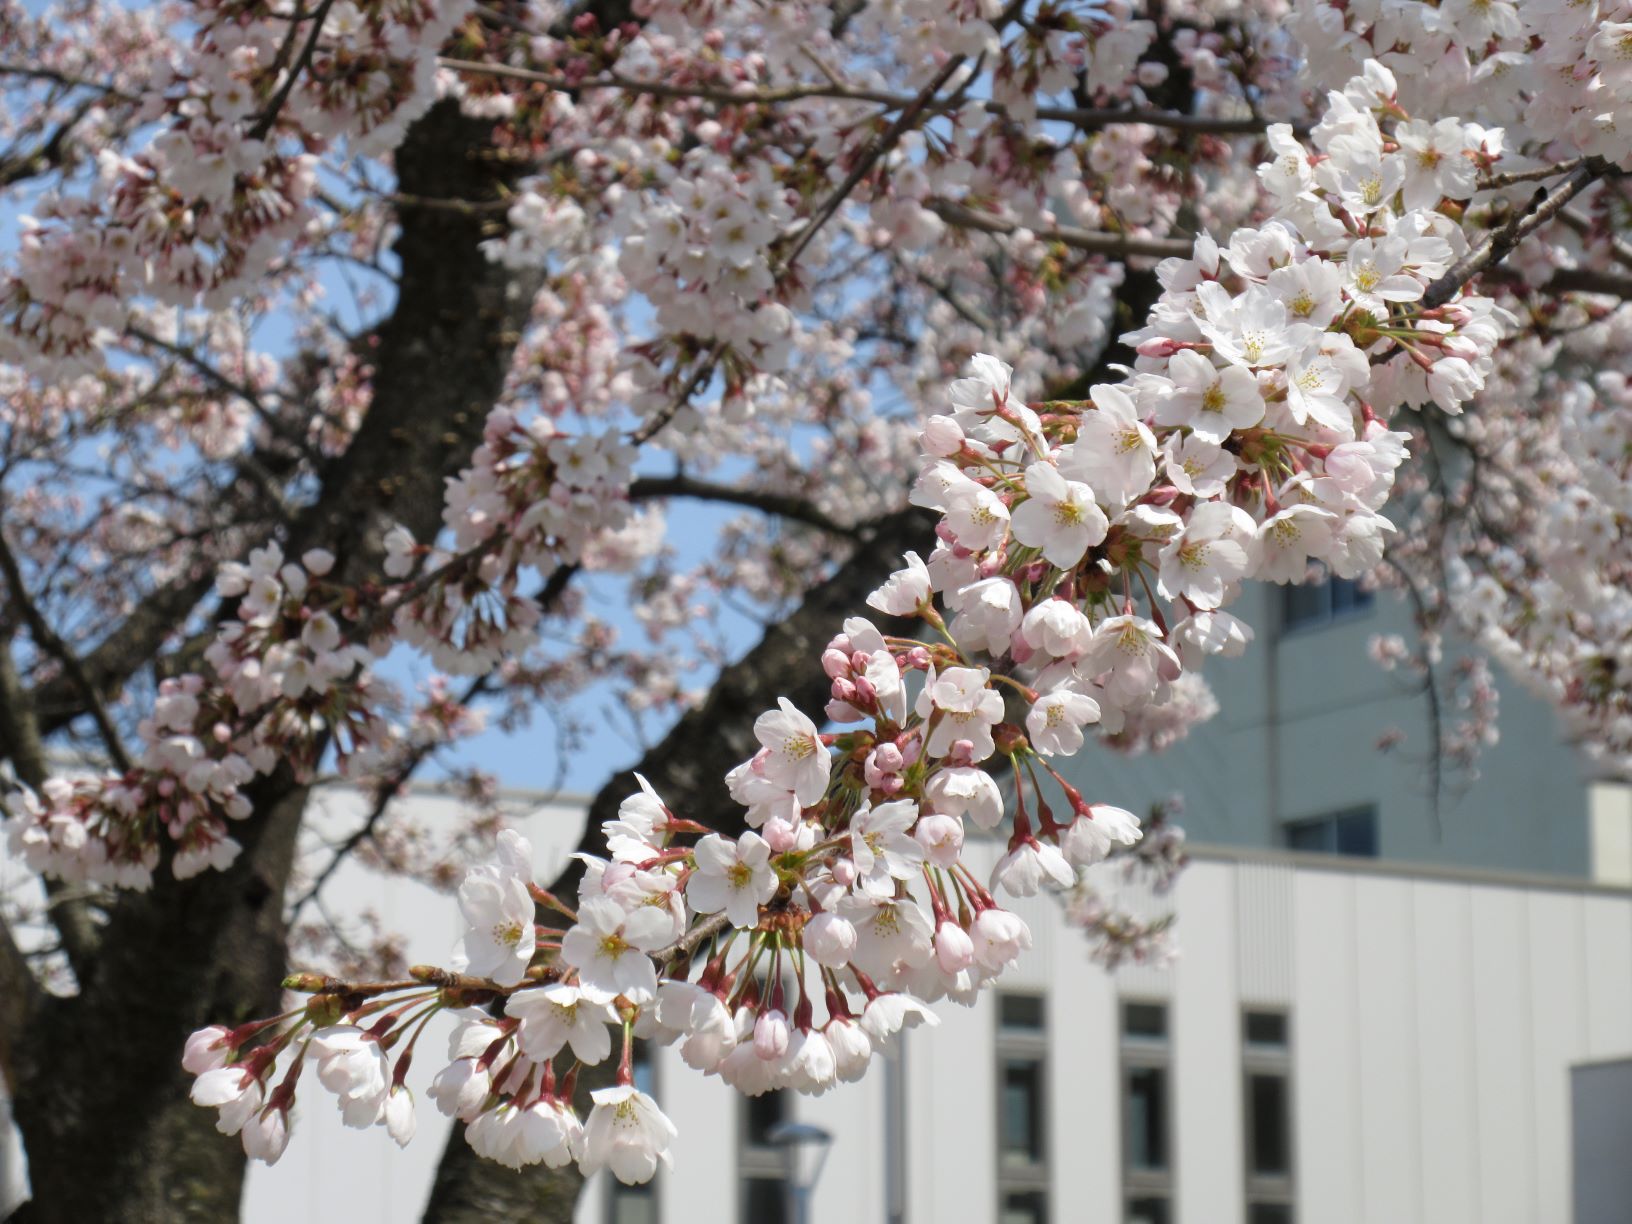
top-left (737, 1089), bottom-right (791, 1224)
top-left (1279, 573), bottom-right (1375, 635)
top-left (995, 993), bottom-right (1051, 1224)
top-left (1120, 998), bottom-right (1174, 1216)
top-left (1242, 1009), bottom-right (1295, 1222)
top-left (1281, 804), bottom-right (1378, 858)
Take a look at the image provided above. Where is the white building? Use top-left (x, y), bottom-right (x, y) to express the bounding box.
top-left (220, 779), bottom-right (1631, 1224)
top-left (6, 577), bottom-right (1632, 1222)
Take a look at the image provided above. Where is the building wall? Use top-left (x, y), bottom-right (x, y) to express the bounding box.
top-left (6, 780), bottom-right (1628, 1223)
top-left (627, 844), bottom-right (1632, 1224)
top-left (1054, 583), bottom-right (1598, 877)
top-left (1570, 1058), bottom-right (1632, 1224)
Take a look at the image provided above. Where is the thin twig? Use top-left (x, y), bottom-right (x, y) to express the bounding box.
top-left (1476, 157), bottom-right (1586, 192)
top-left (927, 198), bottom-right (1193, 259)
top-left (1421, 160), bottom-right (1608, 309)
top-left (436, 56), bottom-right (1281, 137)
top-left (247, 0), bottom-right (338, 141)
top-left (0, 530), bottom-right (133, 772)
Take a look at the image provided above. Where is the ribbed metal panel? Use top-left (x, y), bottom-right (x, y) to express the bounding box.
top-left (1235, 856), bottom-right (1295, 1003)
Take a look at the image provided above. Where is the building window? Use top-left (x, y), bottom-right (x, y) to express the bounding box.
top-left (739, 1089), bottom-right (790, 1224)
top-left (1243, 1009), bottom-right (1294, 1223)
top-left (1121, 1000), bottom-right (1172, 1221)
top-left (1282, 805), bottom-right (1377, 857)
top-left (1281, 574), bottom-right (1373, 633)
top-left (997, 994), bottom-right (1050, 1224)
top-left (607, 1042), bottom-right (660, 1224)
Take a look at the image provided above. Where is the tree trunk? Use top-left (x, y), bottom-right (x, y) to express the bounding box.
top-left (6, 98), bottom-right (536, 1223)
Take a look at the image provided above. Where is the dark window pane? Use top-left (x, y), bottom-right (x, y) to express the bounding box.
top-left (744, 1176), bottom-right (788, 1224)
top-left (1001, 1190), bottom-right (1048, 1224)
top-left (745, 1090), bottom-right (787, 1149)
top-left (1122, 1002), bottom-right (1167, 1039)
top-left (1281, 581), bottom-right (1328, 630)
top-left (1249, 1074), bottom-right (1291, 1175)
top-left (1244, 1012), bottom-right (1288, 1048)
top-left (1126, 1196), bottom-right (1171, 1224)
top-left (1001, 995), bottom-right (1046, 1031)
top-left (1286, 807), bottom-right (1376, 857)
top-left (1329, 577), bottom-right (1372, 614)
top-left (1249, 1204), bottom-right (1293, 1224)
top-left (1001, 1059), bottom-right (1043, 1164)
top-left (1334, 809), bottom-right (1378, 857)
top-left (1126, 1066), bottom-right (1168, 1171)
top-left (1283, 818), bottom-right (1334, 853)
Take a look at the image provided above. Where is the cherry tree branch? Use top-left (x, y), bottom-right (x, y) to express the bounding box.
top-left (247, 0), bottom-right (338, 141)
top-left (289, 562), bottom-right (583, 918)
top-left (0, 529), bottom-right (134, 772)
top-left (0, 645), bottom-right (102, 979)
top-left (1422, 160), bottom-right (1611, 309)
top-left (628, 474), bottom-right (862, 538)
top-left (437, 57), bottom-right (1280, 136)
top-left (0, 905), bottom-right (38, 1093)
top-left (928, 197), bottom-right (1194, 258)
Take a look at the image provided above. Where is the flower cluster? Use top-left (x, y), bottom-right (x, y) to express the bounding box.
top-left (172, 50), bottom-right (1606, 1175)
top-left (0, 0), bottom-right (471, 371)
top-left (3, 544), bottom-right (394, 887)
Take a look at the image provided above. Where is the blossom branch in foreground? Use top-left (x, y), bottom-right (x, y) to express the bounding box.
top-left (183, 55), bottom-right (1582, 1181)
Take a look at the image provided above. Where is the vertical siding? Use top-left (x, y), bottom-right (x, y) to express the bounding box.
top-left (1173, 863), bottom-right (1243, 1224)
top-left (907, 996), bottom-right (994, 1223)
top-left (1527, 892), bottom-right (1588, 1220)
top-left (1291, 870), bottom-right (1364, 1224)
top-left (1050, 938), bottom-right (1121, 1224)
top-left (1235, 859), bottom-right (1294, 1004)
top-left (1410, 884), bottom-right (1481, 1223)
top-left (1467, 887), bottom-right (1539, 1224)
top-left (656, 1055), bottom-right (737, 1224)
top-left (1580, 894), bottom-right (1632, 1058)
top-left (805, 1059), bottom-right (885, 1224)
top-left (204, 816), bottom-right (1627, 1224)
top-left (1353, 877), bottom-right (1423, 1224)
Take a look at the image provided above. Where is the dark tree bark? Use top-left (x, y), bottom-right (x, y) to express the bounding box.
top-left (4, 98), bottom-right (537, 1224)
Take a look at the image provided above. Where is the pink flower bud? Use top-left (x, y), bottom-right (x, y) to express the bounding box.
top-left (805, 912), bottom-right (858, 966)
top-left (921, 415), bottom-right (965, 456)
top-left (914, 812), bottom-right (964, 868)
top-left (1441, 334), bottom-right (1479, 361)
top-left (754, 1008), bottom-right (790, 1061)
top-left (762, 815), bottom-right (802, 853)
top-left (182, 1025), bottom-right (234, 1075)
top-left (934, 921), bottom-right (976, 974)
top-left (822, 648), bottom-right (851, 679)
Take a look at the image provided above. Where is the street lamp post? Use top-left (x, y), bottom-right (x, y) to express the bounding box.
top-left (767, 1120), bottom-right (834, 1224)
